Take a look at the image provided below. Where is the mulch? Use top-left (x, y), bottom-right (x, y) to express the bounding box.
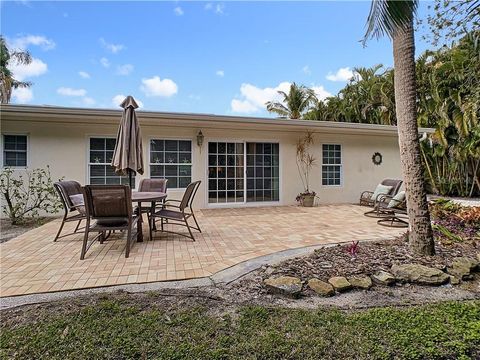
top-left (257, 235), bottom-right (480, 283)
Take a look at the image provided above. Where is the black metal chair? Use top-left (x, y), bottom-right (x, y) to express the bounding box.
top-left (151, 181), bottom-right (201, 241)
top-left (81, 185), bottom-right (139, 259)
top-left (53, 181), bottom-right (86, 242)
top-left (376, 193), bottom-right (409, 228)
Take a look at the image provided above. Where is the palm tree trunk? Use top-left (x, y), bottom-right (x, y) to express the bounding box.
top-left (392, 22), bottom-right (435, 256)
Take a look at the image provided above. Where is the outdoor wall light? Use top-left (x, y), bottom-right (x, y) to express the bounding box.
top-left (196, 130), bottom-right (204, 148)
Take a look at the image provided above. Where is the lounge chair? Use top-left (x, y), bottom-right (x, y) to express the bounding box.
top-left (137, 178), bottom-right (168, 231)
top-left (375, 193), bottom-right (409, 228)
top-left (151, 181), bottom-right (201, 241)
top-left (359, 179), bottom-right (403, 207)
top-left (81, 185), bottom-right (139, 259)
top-left (53, 181), bottom-right (86, 241)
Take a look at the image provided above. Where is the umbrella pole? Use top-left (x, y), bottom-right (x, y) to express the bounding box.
top-left (129, 169), bottom-right (133, 189)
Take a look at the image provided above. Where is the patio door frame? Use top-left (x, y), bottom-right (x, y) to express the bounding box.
top-left (205, 137), bottom-right (281, 208)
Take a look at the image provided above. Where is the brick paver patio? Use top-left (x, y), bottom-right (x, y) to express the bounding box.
top-left (0, 205), bottom-right (404, 297)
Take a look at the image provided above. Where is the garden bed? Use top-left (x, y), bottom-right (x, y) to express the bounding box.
top-left (0, 218), bottom-right (52, 243)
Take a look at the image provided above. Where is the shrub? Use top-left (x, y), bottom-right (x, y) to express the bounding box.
top-left (0, 166), bottom-right (62, 225)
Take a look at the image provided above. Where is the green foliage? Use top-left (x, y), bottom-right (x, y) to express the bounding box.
top-left (1, 299), bottom-right (479, 359)
top-left (0, 35), bottom-right (33, 104)
top-left (266, 82), bottom-right (316, 119)
top-left (286, 31), bottom-right (480, 197)
top-left (363, 0), bottom-right (418, 43)
top-left (422, 0), bottom-right (480, 47)
top-left (0, 166), bottom-right (62, 225)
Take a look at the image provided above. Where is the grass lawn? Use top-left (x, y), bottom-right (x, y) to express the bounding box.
top-left (1, 298), bottom-right (479, 360)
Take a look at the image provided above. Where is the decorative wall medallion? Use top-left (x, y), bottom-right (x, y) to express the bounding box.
top-left (372, 152), bottom-right (382, 165)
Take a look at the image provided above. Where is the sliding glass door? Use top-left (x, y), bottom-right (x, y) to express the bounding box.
top-left (208, 141), bottom-right (279, 204)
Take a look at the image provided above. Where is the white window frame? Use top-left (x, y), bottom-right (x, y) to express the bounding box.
top-left (87, 136), bottom-right (134, 185)
top-left (321, 143), bottom-right (343, 187)
top-left (148, 138), bottom-right (193, 190)
top-left (2, 133), bottom-right (29, 169)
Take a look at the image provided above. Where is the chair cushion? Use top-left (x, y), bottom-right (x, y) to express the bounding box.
top-left (370, 184), bottom-right (393, 201)
top-left (69, 194), bottom-right (86, 214)
top-left (387, 191), bottom-right (406, 208)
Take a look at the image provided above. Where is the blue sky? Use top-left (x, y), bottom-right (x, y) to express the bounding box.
top-left (2, 1), bottom-right (432, 117)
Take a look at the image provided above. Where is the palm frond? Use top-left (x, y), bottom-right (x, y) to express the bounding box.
top-left (363, 0), bottom-right (418, 45)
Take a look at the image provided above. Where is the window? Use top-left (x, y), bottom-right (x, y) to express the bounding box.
top-left (3, 135), bottom-right (27, 167)
top-left (88, 137), bottom-right (133, 185)
top-left (150, 139), bottom-right (192, 189)
top-left (322, 144), bottom-right (342, 186)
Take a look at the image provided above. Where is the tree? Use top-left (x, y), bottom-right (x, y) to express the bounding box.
top-left (0, 35), bottom-right (32, 104)
top-left (423, 0), bottom-right (480, 47)
top-left (266, 82), bottom-right (316, 119)
top-left (364, 0), bottom-right (435, 255)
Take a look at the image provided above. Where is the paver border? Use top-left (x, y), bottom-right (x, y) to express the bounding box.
top-left (0, 237), bottom-right (398, 310)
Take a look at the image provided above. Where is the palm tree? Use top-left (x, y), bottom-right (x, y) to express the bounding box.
top-left (364, 0), bottom-right (435, 255)
top-left (266, 83), bottom-right (316, 119)
top-left (0, 36), bottom-right (33, 104)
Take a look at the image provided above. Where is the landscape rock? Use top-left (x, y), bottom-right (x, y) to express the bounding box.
top-left (348, 275), bottom-right (372, 289)
top-left (264, 276), bottom-right (302, 297)
top-left (447, 266), bottom-right (473, 280)
top-left (371, 271), bottom-right (395, 286)
top-left (452, 257), bottom-right (479, 272)
top-left (391, 263), bottom-right (449, 286)
top-left (447, 257), bottom-right (479, 280)
top-left (307, 278), bottom-right (335, 296)
top-left (328, 276), bottom-right (352, 292)
top-left (449, 275), bottom-right (461, 285)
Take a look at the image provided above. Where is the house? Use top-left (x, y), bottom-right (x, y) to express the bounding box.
top-left (1, 104), bottom-right (432, 208)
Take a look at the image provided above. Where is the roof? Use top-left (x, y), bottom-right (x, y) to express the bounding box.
top-left (0, 104), bottom-right (434, 136)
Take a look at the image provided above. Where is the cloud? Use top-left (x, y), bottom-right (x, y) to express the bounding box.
top-left (302, 65), bottom-right (311, 75)
top-left (116, 64), bottom-right (134, 76)
top-left (57, 87), bottom-right (87, 97)
top-left (230, 82), bottom-right (291, 114)
top-left (230, 82), bottom-right (332, 114)
top-left (112, 94), bottom-right (143, 108)
top-left (8, 35), bottom-right (55, 51)
top-left (11, 88), bottom-right (33, 103)
top-left (100, 57), bottom-right (110, 68)
top-left (8, 57), bottom-right (47, 81)
top-left (99, 38), bottom-right (125, 54)
top-left (79, 71), bottom-right (90, 79)
top-left (205, 2), bottom-right (225, 14)
top-left (174, 6), bottom-right (184, 16)
top-left (326, 67), bottom-right (354, 82)
top-left (311, 85), bottom-right (332, 101)
top-left (140, 76), bottom-right (178, 97)
top-left (216, 70), bottom-right (224, 77)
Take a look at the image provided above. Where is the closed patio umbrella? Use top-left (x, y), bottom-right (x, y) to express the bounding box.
top-left (111, 95), bottom-right (144, 188)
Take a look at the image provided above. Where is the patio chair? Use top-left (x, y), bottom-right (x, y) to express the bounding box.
top-left (359, 179), bottom-right (403, 207)
top-left (137, 178), bottom-right (168, 231)
top-left (81, 185), bottom-right (139, 259)
top-left (151, 181), bottom-right (201, 241)
top-left (53, 181), bottom-right (86, 242)
top-left (373, 192), bottom-right (409, 228)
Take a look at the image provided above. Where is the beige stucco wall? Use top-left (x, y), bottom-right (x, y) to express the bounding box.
top-left (1, 114), bottom-right (403, 210)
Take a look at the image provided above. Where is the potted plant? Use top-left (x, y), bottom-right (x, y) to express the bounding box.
top-left (295, 132), bottom-right (317, 207)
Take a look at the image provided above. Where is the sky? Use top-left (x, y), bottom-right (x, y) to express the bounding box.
top-left (2, 0), bottom-right (433, 117)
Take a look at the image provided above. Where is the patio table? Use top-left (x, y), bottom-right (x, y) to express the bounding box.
top-left (69, 190), bottom-right (167, 243)
top-left (131, 191), bottom-right (167, 242)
